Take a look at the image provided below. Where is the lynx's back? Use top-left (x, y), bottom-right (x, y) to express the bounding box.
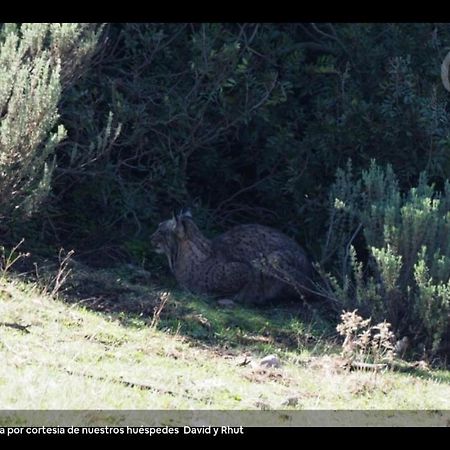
top-left (212, 224), bottom-right (313, 301)
top-left (213, 224), bottom-right (308, 262)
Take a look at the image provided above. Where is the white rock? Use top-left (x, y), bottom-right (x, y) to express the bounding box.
top-left (217, 298), bottom-right (236, 308)
top-left (259, 354), bottom-right (281, 368)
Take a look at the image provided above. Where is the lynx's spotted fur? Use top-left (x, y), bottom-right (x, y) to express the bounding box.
top-left (151, 210), bottom-right (313, 304)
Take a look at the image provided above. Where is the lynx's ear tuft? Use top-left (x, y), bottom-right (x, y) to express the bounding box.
top-left (179, 207), bottom-right (192, 219)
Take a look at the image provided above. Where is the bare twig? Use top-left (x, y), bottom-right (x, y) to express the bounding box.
top-left (213, 162), bottom-right (282, 217)
top-left (342, 222), bottom-right (363, 277)
top-left (350, 361), bottom-right (387, 371)
top-left (149, 292), bottom-right (170, 329)
top-left (50, 249), bottom-right (75, 297)
top-left (0, 322), bottom-right (31, 333)
top-left (0, 238), bottom-right (28, 277)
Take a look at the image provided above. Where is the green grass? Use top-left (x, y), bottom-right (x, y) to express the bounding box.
top-left (0, 264), bottom-right (449, 425)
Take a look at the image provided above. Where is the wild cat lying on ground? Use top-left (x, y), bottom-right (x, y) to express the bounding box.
top-left (151, 210), bottom-right (314, 304)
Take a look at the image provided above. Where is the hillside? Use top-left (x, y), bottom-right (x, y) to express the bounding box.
top-left (1, 264), bottom-right (449, 426)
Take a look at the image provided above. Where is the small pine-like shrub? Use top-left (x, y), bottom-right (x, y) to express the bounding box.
top-left (0, 23), bottom-right (103, 222)
top-left (323, 160), bottom-right (450, 358)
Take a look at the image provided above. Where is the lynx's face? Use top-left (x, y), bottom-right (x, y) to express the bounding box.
top-left (150, 218), bottom-right (178, 255)
top-left (151, 210), bottom-right (194, 255)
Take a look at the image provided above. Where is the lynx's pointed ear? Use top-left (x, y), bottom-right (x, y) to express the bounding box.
top-left (172, 210), bottom-right (186, 239)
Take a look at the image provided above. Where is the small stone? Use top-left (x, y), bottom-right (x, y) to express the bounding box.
top-left (413, 360), bottom-right (430, 371)
top-left (217, 298), bottom-right (236, 308)
top-left (259, 354), bottom-right (281, 368)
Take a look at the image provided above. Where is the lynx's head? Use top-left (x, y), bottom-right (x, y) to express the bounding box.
top-left (150, 209), bottom-right (203, 270)
top-left (151, 209), bottom-right (193, 252)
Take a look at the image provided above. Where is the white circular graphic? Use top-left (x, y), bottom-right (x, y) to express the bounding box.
top-left (442, 51), bottom-right (450, 92)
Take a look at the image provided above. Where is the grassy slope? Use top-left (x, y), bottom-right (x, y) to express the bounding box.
top-left (1, 264), bottom-right (449, 425)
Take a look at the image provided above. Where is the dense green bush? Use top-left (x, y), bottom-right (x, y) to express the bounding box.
top-left (322, 160), bottom-right (450, 357)
top-left (45, 23), bottom-right (450, 263)
top-left (50, 24), bottom-right (295, 259)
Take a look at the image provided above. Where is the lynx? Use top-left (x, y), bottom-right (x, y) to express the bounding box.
top-left (151, 210), bottom-right (314, 304)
